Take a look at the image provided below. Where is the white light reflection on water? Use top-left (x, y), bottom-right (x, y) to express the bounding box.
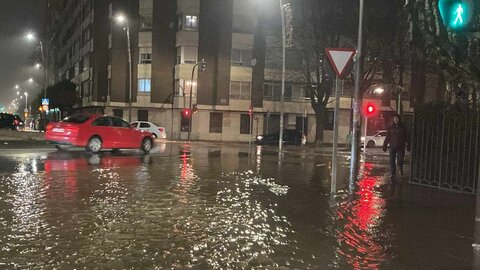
top-left (0, 159), bottom-right (48, 257)
top-left (188, 171), bottom-right (296, 269)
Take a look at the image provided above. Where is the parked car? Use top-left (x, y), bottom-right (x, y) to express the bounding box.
top-left (0, 113), bottom-right (23, 130)
top-left (46, 115), bottom-right (155, 154)
top-left (255, 129), bottom-right (304, 146)
top-left (129, 121), bottom-right (166, 139)
top-left (361, 130), bottom-right (387, 148)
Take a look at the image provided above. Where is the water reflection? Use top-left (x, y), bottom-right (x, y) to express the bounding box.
top-left (334, 162), bottom-right (388, 269)
top-left (0, 145), bottom-right (473, 268)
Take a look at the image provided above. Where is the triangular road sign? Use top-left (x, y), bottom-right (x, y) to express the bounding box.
top-left (325, 48), bottom-right (356, 78)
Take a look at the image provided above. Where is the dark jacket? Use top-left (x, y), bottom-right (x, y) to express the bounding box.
top-left (383, 122), bottom-right (410, 151)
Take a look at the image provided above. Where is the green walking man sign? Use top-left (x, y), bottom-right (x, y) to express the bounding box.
top-left (438, 0), bottom-right (476, 31)
top-left (453, 3), bottom-right (464, 26)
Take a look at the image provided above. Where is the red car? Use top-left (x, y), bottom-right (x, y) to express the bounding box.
top-left (45, 115), bottom-right (154, 154)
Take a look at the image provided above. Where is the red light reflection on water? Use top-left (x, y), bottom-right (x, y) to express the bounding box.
top-left (336, 162), bottom-right (387, 270)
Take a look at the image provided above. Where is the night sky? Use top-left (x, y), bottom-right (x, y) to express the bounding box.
top-left (0, 0), bottom-right (46, 109)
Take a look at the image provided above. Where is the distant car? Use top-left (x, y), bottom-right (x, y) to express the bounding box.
top-left (255, 129), bottom-right (304, 146)
top-left (46, 115), bottom-right (155, 154)
top-left (361, 130), bottom-right (387, 148)
top-left (0, 113), bottom-right (23, 130)
top-left (129, 121), bottom-right (166, 139)
top-left (13, 115), bottom-right (25, 129)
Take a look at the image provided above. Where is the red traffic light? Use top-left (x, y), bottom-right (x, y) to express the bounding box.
top-left (364, 102), bottom-right (377, 117)
top-left (182, 108), bottom-right (192, 118)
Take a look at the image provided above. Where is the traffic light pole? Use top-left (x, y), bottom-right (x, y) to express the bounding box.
top-left (363, 115), bottom-right (368, 157)
top-left (188, 63), bottom-right (198, 141)
top-left (350, 0), bottom-right (364, 183)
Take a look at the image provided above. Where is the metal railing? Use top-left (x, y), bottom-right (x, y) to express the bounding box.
top-left (410, 103), bottom-right (480, 193)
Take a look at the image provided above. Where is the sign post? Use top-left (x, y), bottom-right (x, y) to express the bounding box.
top-left (325, 48), bottom-right (356, 193)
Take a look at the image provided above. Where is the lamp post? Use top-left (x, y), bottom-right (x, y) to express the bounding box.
top-left (278, 0), bottom-right (286, 153)
top-left (115, 15), bottom-right (133, 123)
top-left (350, 0), bottom-right (365, 183)
top-left (26, 32), bottom-right (48, 131)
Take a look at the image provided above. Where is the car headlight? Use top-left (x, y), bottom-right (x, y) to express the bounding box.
top-left (256, 136), bottom-right (263, 140)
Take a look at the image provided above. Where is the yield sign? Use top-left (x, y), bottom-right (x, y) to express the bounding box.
top-left (325, 48), bottom-right (356, 78)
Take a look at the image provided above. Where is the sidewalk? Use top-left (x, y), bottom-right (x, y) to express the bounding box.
top-left (0, 130), bottom-right (45, 141)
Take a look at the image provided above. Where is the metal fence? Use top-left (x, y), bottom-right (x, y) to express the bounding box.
top-left (410, 103), bottom-right (480, 193)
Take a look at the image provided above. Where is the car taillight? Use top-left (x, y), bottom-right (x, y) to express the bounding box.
top-left (14, 120), bottom-right (19, 126)
top-left (159, 128), bottom-right (164, 132)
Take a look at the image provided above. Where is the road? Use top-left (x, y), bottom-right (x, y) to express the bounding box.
top-left (0, 142), bottom-right (474, 269)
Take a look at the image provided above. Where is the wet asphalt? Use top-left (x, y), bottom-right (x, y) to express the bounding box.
top-left (0, 141), bottom-right (475, 269)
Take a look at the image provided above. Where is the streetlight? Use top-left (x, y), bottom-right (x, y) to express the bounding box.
top-left (15, 85), bottom-right (19, 89)
top-left (115, 14), bottom-right (133, 123)
top-left (374, 87), bottom-right (384, 95)
top-left (26, 32), bottom-right (48, 131)
top-left (35, 63), bottom-right (41, 69)
top-left (278, 0), bottom-right (287, 153)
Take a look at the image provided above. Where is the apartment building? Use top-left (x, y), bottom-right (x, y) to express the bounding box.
top-left (47, 0), bottom-right (412, 143)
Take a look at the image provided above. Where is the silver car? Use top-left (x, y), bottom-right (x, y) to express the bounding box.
top-left (130, 121), bottom-right (166, 139)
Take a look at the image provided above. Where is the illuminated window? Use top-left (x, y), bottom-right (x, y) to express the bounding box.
top-left (185, 15), bottom-right (198, 30)
top-left (179, 15), bottom-right (198, 31)
top-left (138, 79), bottom-right (151, 92)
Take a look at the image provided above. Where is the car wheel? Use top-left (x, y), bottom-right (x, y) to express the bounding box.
top-left (141, 137), bottom-right (152, 154)
top-left (367, 141), bottom-right (375, 148)
top-left (55, 145), bottom-right (70, 151)
top-left (86, 137), bottom-right (102, 153)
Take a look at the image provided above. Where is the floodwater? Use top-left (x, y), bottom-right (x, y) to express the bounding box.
top-left (0, 143), bottom-right (475, 269)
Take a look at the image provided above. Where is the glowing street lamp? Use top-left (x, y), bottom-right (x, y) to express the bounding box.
top-left (373, 87), bottom-right (384, 95)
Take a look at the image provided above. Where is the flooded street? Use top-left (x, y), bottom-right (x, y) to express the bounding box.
top-left (0, 143), bottom-right (474, 269)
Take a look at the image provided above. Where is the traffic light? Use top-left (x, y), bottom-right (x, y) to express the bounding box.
top-left (181, 108), bottom-right (192, 132)
top-left (200, 59), bottom-right (206, 72)
top-left (438, 0), bottom-right (476, 31)
top-left (364, 102), bottom-right (377, 117)
top-left (182, 108), bottom-right (192, 118)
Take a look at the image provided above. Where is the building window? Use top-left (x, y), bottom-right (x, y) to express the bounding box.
top-left (174, 79), bottom-right (197, 97)
top-left (185, 15), bottom-right (198, 31)
top-left (178, 15), bottom-right (198, 31)
top-left (140, 53), bottom-right (152, 64)
top-left (264, 82), bottom-right (293, 101)
top-left (209, 112), bottom-right (223, 133)
top-left (231, 48), bottom-right (252, 66)
top-left (113, 109), bottom-right (123, 118)
top-left (240, 114), bottom-right (251, 134)
top-left (176, 47), bottom-right (198, 64)
top-left (138, 79), bottom-right (151, 93)
top-left (325, 109), bottom-right (334, 130)
top-left (138, 110), bottom-right (148, 121)
top-left (230, 81), bottom-right (251, 100)
top-left (140, 15), bottom-right (152, 29)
